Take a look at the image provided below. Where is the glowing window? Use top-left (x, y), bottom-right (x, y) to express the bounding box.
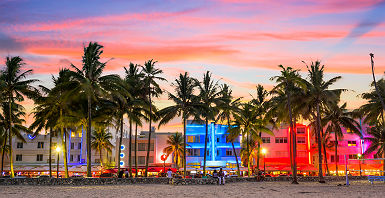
top-left (348, 141), bottom-right (356, 147)
top-left (71, 132), bottom-right (76, 137)
top-left (297, 127), bottom-right (305, 134)
top-left (78, 132), bottom-right (82, 138)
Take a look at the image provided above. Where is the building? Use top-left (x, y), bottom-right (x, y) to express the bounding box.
top-left (185, 121), bottom-right (241, 169)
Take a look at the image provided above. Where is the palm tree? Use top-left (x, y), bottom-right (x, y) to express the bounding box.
top-left (0, 118), bottom-right (10, 176)
top-left (163, 133), bottom-right (185, 170)
top-left (158, 72), bottom-right (197, 178)
top-left (67, 42), bottom-right (121, 177)
top-left (228, 102), bottom-right (273, 176)
top-left (364, 123), bottom-right (385, 175)
top-left (216, 84), bottom-right (241, 176)
top-left (270, 65), bottom-right (305, 184)
top-left (0, 56), bottom-right (38, 178)
top-left (195, 71), bottom-right (222, 175)
top-left (301, 61), bottom-right (343, 183)
top-left (357, 79), bottom-right (385, 125)
top-left (323, 103), bottom-right (361, 176)
top-left (141, 59), bottom-right (166, 177)
top-left (369, 53), bottom-right (385, 123)
top-left (91, 128), bottom-right (114, 169)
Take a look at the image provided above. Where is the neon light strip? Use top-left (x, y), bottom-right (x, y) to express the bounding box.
top-left (307, 127), bottom-right (311, 164)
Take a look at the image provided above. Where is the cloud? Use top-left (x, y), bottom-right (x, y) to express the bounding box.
top-left (0, 32), bottom-right (24, 52)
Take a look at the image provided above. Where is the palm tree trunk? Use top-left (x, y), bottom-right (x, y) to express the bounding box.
top-left (321, 129), bottom-right (329, 175)
top-left (370, 54), bottom-right (385, 123)
top-left (145, 87), bottom-right (152, 177)
top-left (118, 116), bottom-right (123, 173)
top-left (99, 148), bottom-right (103, 176)
top-left (183, 118), bottom-right (187, 178)
top-left (60, 109), bottom-right (69, 178)
top-left (287, 91), bottom-right (298, 184)
top-left (227, 117), bottom-right (240, 176)
top-left (316, 103), bottom-right (325, 182)
top-left (1, 127), bottom-right (8, 177)
top-left (247, 132), bottom-right (251, 176)
top-left (256, 132), bottom-right (261, 172)
top-left (87, 96), bottom-right (92, 177)
top-left (128, 119), bottom-right (132, 177)
top-left (383, 152), bottom-right (385, 176)
top-left (135, 123), bottom-right (138, 177)
top-left (8, 99), bottom-right (14, 178)
top-left (49, 130), bottom-right (52, 177)
top-left (203, 118), bottom-right (209, 176)
top-left (335, 130), bottom-right (338, 176)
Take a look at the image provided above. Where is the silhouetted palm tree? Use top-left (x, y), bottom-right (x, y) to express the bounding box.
top-left (271, 65), bottom-right (305, 184)
top-left (141, 59), bottom-right (166, 177)
top-left (91, 128), bottom-right (113, 169)
top-left (364, 123), bottom-right (385, 175)
top-left (159, 72), bottom-right (197, 177)
top-left (357, 79), bottom-right (385, 125)
top-left (370, 53), bottom-right (385, 123)
top-left (0, 56), bottom-right (38, 177)
top-left (67, 42), bottom-right (121, 177)
top-left (323, 103), bottom-right (361, 176)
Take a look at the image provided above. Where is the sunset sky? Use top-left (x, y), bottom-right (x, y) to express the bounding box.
top-left (1, 0), bottom-right (385, 133)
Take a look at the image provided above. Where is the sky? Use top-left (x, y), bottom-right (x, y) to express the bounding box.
top-left (1, 0), bottom-right (385, 133)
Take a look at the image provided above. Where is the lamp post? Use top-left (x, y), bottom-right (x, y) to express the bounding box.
top-left (56, 146), bottom-right (61, 178)
top-left (261, 148), bottom-right (267, 174)
top-left (357, 153), bottom-right (362, 176)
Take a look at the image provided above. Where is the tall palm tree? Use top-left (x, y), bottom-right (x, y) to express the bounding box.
top-left (67, 42), bottom-right (121, 177)
top-left (0, 56), bottom-right (38, 178)
top-left (141, 59), bottom-right (166, 177)
top-left (91, 128), bottom-right (114, 168)
top-left (357, 79), bottom-right (385, 125)
top-left (369, 53), bottom-right (385, 123)
top-left (195, 71), bottom-right (222, 175)
top-left (364, 123), bottom-right (385, 175)
top-left (216, 84), bottom-right (241, 176)
top-left (323, 103), bottom-right (361, 175)
top-left (270, 65), bottom-right (305, 184)
top-left (158, 72), bottom-right (197, 178)
top-left (228, 102), bottom-right (273, 176)
top-left (163, 132), bottom-right (185, 170)
top-left (302, 61), bottom-right (343, 183)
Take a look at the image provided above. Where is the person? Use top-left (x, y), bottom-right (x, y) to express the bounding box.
top-left (118, 170), bottom-right (124, 178)
top-left (167, 168), bottom-right (173, 178)
top-left (218, 168), bottom-right (225, 185)
top-left (124, 169), bottom-right (129, 178)
top-left (213, 170), bottom-right (218, 181)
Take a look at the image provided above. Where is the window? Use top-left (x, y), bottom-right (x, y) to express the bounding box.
top-left (71, 132), bottom-right (76, 137)
top-left (187, 149), bottom-right (200, 156)
top-left (206, 150), bottom-right (210, 156)
top-left (217, 149), bottom-right (219, 156)
top-left (262, 137), bottom-right (270, 143)
top-left (217, 137), bottom-right (220, 142)
top-left (77, 155), bottom-right (81, 162)
top-left (16, 142), bottom-right (23, 148)
top-left (36, 154), bottom-right (43, 161)
top-left (148, 156), bottom-right (154, 163)
top-left (71, 143), bottom-right (74, 150)
top-left (37, 142), bottom-right (44, 149)
top-left (348, 141), bottom-right (356, 147)
top-left (226, 149), bottom-right (233, 156)
top-left (138, 143), bottom-right (146, 151)
top-left (78, 142), bottom-right (82, 149)
top-left (331, 155), bottom-right (339, 163)
top-left (346, 128), bottom-right (352, 133)
top-left (16, 154), bottom-right (22, 161)
top-left (70, 155), bottom-right (74, 162)
top-left (138, 156), bottom-right (145, 164)
top-left (275, 137), bottom-right (288, 143)
top-left (187, 136), bottom-right (200, 143)
top-left (297, 127), bottom-right (305, 134)
top-left (348, 154), bottom-right (358, 159)
top-left (150, 143), bottom-right (154, 151)
top-left (78, 132), bottom-right (82, 138)
top-left (297, 137), bottom-right (306, 144)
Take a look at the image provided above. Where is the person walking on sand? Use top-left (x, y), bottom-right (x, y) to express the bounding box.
top-left (218, 168), bottom-right (225, 185)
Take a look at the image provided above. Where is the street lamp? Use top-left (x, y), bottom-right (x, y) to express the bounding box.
top-left (56, 146), bottom-right (61, 178)
top-left (357, 153), bottom-right (362, 176)
top-left (261, 148), bottom-right (267, 174)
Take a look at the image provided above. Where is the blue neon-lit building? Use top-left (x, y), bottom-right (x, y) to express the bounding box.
top-left (186, 121), bottom-right (241, 168)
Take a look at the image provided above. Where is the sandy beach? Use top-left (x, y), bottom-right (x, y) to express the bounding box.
top-left (1, 180), bottom-right (384, 198)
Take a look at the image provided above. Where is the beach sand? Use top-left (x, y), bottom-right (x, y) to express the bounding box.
top-left (1, 180), bottom-right (384, 198)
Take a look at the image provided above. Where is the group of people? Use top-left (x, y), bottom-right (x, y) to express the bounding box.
top-left (213, 168), bottom-right (225, 185)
